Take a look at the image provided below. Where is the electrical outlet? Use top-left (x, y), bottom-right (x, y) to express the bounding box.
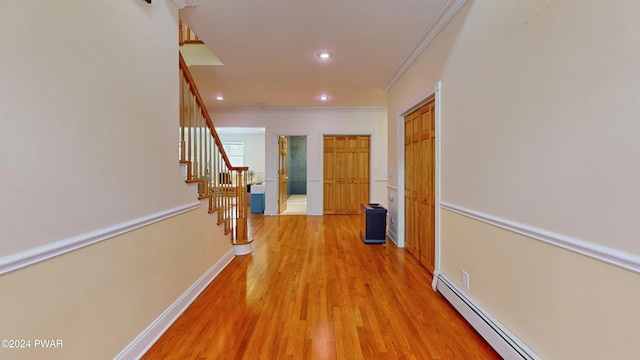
top-left (462, 271), bottom-right (470, 289)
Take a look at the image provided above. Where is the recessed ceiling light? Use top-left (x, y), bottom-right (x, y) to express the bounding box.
top-left (216, 96), bottom-right (224, 101)
top-left (318, 52), bottom-right (331, 60)
top-left (319, 95), bottom-right (329, 101)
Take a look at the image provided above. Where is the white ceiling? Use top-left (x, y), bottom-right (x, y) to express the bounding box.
top-left (179, 0), bottom-right (464, 110)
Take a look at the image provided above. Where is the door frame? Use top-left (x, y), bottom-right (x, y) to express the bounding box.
top-left (396, 81), bottom-right (442, 289)
top-left (272, 132), bottom-right (310, 215)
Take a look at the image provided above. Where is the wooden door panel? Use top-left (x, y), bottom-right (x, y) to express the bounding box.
top-left (346, 183), bottom-right (360, 213)
top-left (336, 149), bottom-right (347, 213)
top-left (324, 182), bottom-right (337, 214)
top-left (424, 103), bottom-right (436, 271)
top-left (418, 201), bottom-right (431, 272)
top-left (404, 100), bottom-right (436, 273)
top-left (324, 135), bottom-right (370, 215)
top-left (323, 138), bottom-right (335, 214)
top-left (404, 115), bottom-right (413, 255)
top-left (324, 136), bottom-right (336, 151)
top-left (336, 182), bottom-right (347, 214)
top-left (278, 136), bottom-right (288, 214)
top-left (405, 199), bottom-right (418, 257)
top-left (335, 151), bottom-right (347, 182)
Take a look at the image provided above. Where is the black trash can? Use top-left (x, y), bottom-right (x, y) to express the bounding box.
top-left (360, 203), bottom-right (387, 244)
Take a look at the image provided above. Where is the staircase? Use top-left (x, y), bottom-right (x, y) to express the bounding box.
top-left (179, 19), bottom-right (202, 45)
top-left (178, 50), bottom-right (252, 255)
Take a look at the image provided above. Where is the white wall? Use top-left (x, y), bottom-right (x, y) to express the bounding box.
top-left (0, 1), bottom-right (232, 359)
top-left (388, 1), bottom-right (640, 358)
top-left (217, 130), bottom-right (266, 182)
top-left (0, 0), bottom-right (194, 257)
top-left (212, 108), bottom-right (388, 215)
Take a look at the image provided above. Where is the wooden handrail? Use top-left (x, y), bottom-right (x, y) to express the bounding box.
top-left (179, 54), bottom-right (247, 173)
top-left (179, 52), bottom-right (249, 245)
top-left (179, 20), bottom-right (203, 45)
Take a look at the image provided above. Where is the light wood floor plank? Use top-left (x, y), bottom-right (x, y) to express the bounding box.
top-left (143, 214), bottom-right (499, 359)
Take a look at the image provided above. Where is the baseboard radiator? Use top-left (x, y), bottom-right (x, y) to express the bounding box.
top-left (435, 274), bottom-right (540, 360)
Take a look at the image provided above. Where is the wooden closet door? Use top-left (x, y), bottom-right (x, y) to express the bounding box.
top-left (404, 112), bottom-right (419, 257)
top-left (356, 136), bottom-right (370, 210)
top-left (323, 135), bottom-right (370, 214)
top-left (335, 136), bottom-right (348, 214)
top-left (404, 100), bottom-right (436, 273)
top-left (346, 136), bottom-right (370, 214)
top-left (278, 136), bottom-right (288, 214)
top-left (418, 103), bottom-right (435, 273)
top-left (323, 136), bottom-right (338, 214)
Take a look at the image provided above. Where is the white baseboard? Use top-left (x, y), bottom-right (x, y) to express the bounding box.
top-left (233, 243), bottom-right (253, 255)
top-left (435, 274), bottom-right (540, 360)
top-left (387, 227), bottom-right (398, 246)
top-left (308, 208), bottom-right (323, 216)
top-left (114, 248), bottom-right (235, 360)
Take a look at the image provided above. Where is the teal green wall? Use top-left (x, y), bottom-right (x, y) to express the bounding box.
top-left (286, 136), bottom-right (307, 195)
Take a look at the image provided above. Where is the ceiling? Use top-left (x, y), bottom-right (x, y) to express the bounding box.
top-left (179, 0), bottom-right (463, 110)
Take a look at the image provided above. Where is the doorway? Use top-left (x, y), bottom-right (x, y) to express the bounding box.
top-left (279, 135), bottom-right (308, 215)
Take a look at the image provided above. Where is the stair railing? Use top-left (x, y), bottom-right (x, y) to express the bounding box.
top-left (179, 20), bottom-right (203, 45)
top-left (179, 53), bottom-right (249, 245)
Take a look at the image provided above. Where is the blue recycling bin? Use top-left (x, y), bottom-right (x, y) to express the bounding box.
top-left (250, 194), bottom-right (265, 213)
top-left (250, 184), bottom-right (265, 214)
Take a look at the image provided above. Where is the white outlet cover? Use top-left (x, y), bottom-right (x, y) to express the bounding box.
top-left (462, 271), bottom-right (470, 289)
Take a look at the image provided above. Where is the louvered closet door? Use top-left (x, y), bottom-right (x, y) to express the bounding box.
top-left (404, 100), bottom-right (435, 273)
top-left (323, 135), bottom-right (370, 214)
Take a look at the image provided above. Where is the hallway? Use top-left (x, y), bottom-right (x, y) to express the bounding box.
top-left (144, 215), bottom-right (498, 359)
top-left (280, 194), bottom-right (307, 215)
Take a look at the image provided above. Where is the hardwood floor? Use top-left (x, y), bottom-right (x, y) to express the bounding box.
top-left (143, 214), bottom-right (499, 360)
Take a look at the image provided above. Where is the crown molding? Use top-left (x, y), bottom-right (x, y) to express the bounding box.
top-left (384, 0), bottom-right (467, 91)
top-left (210, 106), bottom-right (388, 114)
top-left (173, 0), bottom-right (198, 10)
